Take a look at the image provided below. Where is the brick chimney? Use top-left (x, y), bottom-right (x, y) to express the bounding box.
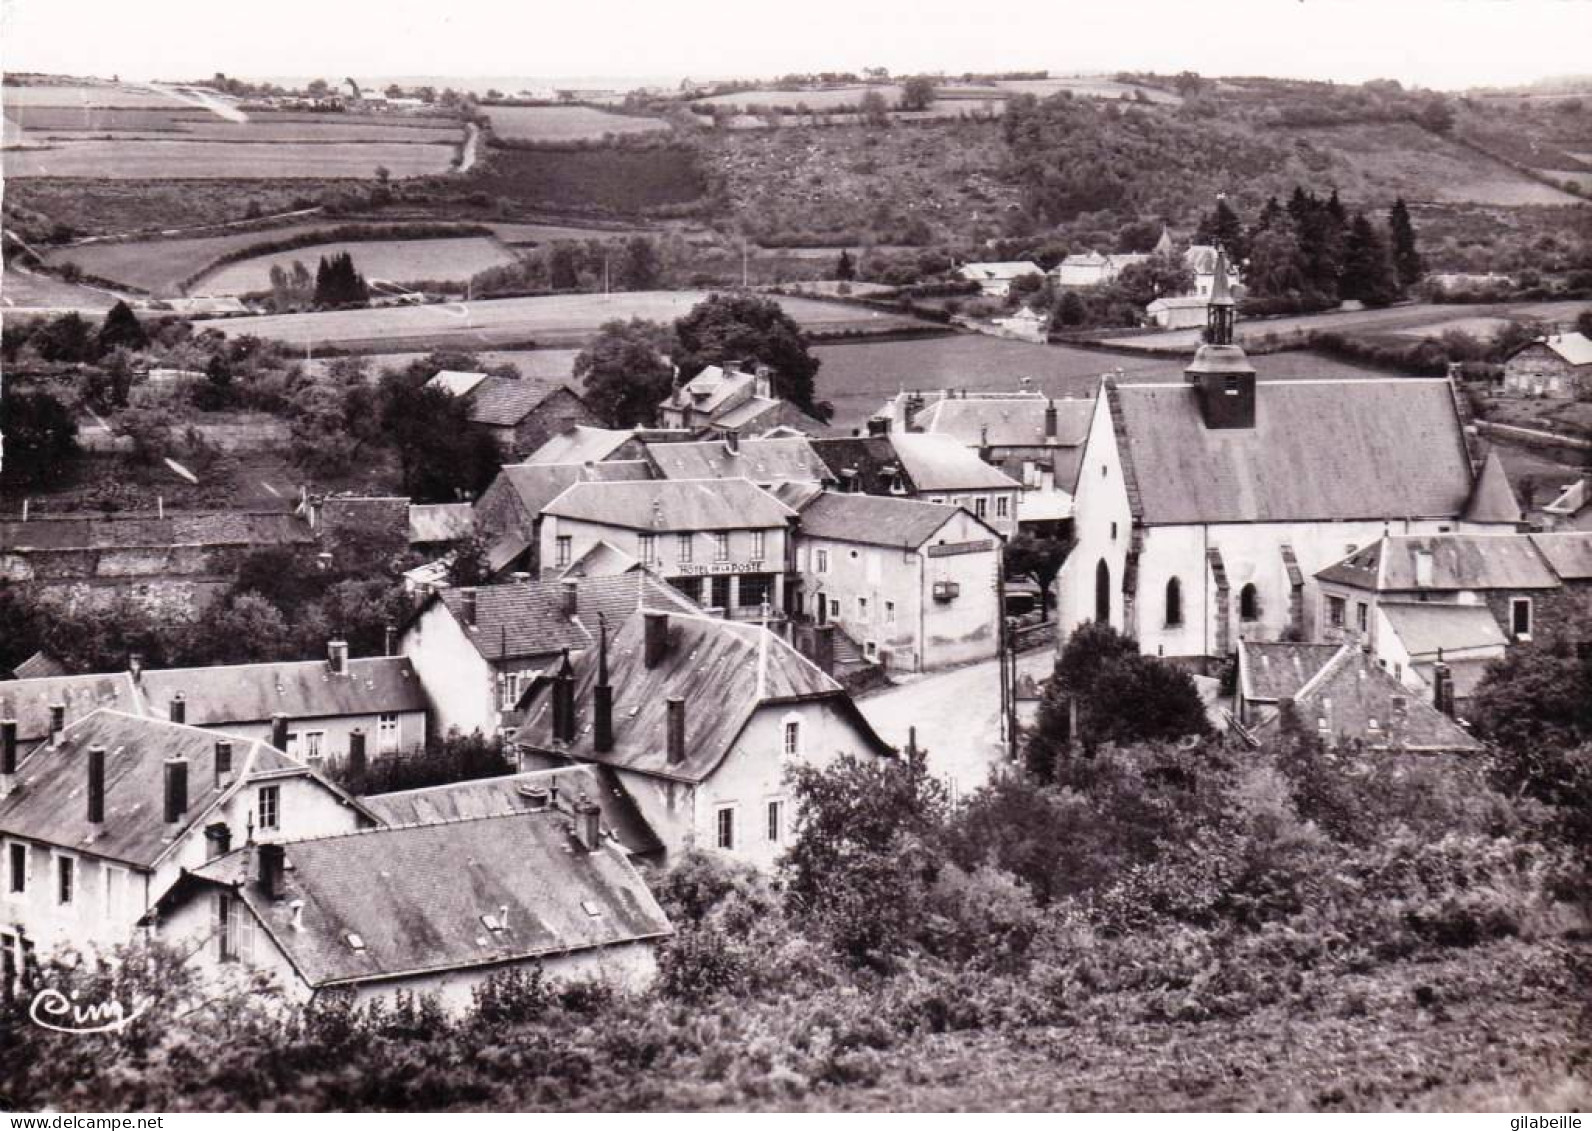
top-left (128, 651), bottom-right (144, 687)
top-left (163, 757), bottom-right (189, 828)
top-left (169, 693), bottom-right (186, 726)
top-left (1, 718), bottom-right (17, 797)
top-left (666, 696), bottom-right (686, 765)
top-left (87, 744), bottom-right (106, 836)
top-left (1044, 398), bottom-right (1058, 444)
top-left (644, 611), bottom-right (670, 668)
top-left (553, 651), bottom-right (577, 743)
top-left (560, 577), bottom-right (579, 615)
top-left (328, 639), bottom-right (349, 676)
top-left (725, 429), bottom-right (740, 454)
top-left (49, 702), bottom-right (66, 748)
top-left (270, 713), bottom-right (289, 751)
top-left (460, 587), bottom-right (479, 627)
top-left (204, 822), bottom-right (232, 860)
top-left (384, 623), bottom-right (398, 657)
top-left (1432, 650), bottom-right (1456, 718)
top-left (257, 842), bottom-right (285, 900)
top-left (573, 795), bottom-right (602, 852)
top-left (593, 615), bottom-right (614, 753)
top-left (348, 728), bottom-right (368, 779)
top-left (214, 739), bottom-right (233, 788)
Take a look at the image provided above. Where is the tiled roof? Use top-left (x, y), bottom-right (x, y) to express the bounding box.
top-left (711, 395), bottom-right (825, 433)
top-left (811, 436), bottom-right (916, 495)
top-left (487, 461), bottom-right (654, 523)
top-left (663, 366), bottom-right (756, 415)
top-left (465, 376), bottom-right (567, 427)
top-left (138, 656), bottom-right (428, 727)
top-left (558, 540), bottom-right (641, 579)
top-left (1379, 602), bottom-right (1507, 658)
top-left (1462, 451), bottom-right (1522, 524)
top-left (543, 478), bottom-right (795, 532)
top-left (1316, 534), bottom-right (1558, 592)
top-left (184, 812), bottom-right (671, 987)
top-left (0, 710), bottom-right (307, 868)
top-left (319, 496), bottom-right (408, 535)
top-left (915, 396), bottom-right (1092, 449)
top-left (796, 492), bottom-right (969, 549)
top-left (0, 672), bottom-right (144, 745)
top-left (408, 503), bottom-right (475, 545)
top-left (435, 574), bottom-right (698, 662)
top-left (526, 426), bottom-right (640, 465)
top-left (1238, 641), bottom-right (1343, 703)
top-left (646, 438), bottom-right (829, 484)
top-left (1108, 380), bottom-right (1474, 525)
top-left (1528, 532), bottom-right (1592, 580)
top-left (0, 512), bottom-right (311, 552)
top-left (360, 765), bottom-right (661, 857)
top-left (1511, 332), bottom-right (1592, 368)
top-left (425, 370), bottom-right (490, 397)
top-left (888, 433), bottom-right (1021, 492)
top-left (1253, 646), bottom-right (1482, 753)
top-left (514, 607), bottom-right (890, 783)
top-left (9, 652), bottom-right (68, 680)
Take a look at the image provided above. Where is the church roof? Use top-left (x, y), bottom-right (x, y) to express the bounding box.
top-left (1462, 450), bottom-right (1522, 524)
top-left (1105, 379), bottom-right (1475, 526)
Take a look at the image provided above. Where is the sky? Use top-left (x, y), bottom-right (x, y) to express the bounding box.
top-left (3, 0), bottom-right (1590, 92)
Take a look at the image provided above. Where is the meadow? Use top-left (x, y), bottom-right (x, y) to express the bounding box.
top-left (484, 104), bottom-right (669, 141)
top-left (467, 146), bottom-right (706, 213)
top-left (195, 235), bottom-right (517, 294)
top-left (4, 137), bottom-right (457, 179)
top-left (205, 289), bottom-right (918, 351)
top-left (1, 265), bottom-right (122, 310)
top-left (1, 82), bottom-right (184, 108)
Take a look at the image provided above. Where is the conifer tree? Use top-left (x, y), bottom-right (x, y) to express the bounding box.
top-left (1388, 198), bottom-right (1423, 291)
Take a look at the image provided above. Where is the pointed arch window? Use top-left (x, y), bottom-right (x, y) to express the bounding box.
top-left (1239, 583), bottom-right (1260, 622)
top-left (1165, 577), bottom-right (1183, 627)
top-left (1094, 559), bottom-right (1111, 625)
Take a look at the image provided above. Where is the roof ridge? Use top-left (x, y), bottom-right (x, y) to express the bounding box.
top-left (1290, 643), bottom-right (1357, 702)
top-left (276, 807), bottom-right (556, 848)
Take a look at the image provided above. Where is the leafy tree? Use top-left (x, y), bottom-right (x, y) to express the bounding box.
top-left (0, 583), bottom-right (48, 673)
top-left (379, 379), bottom-right (503, 502)
top-left (836, 249), bottom-right (855, 281)
top-left (312, 252), bottom-right (369, 308)
top-left (1111, 251), bottom-right (1195, 307)
top-left (859, 89), bottom-right (890, 128)
top-left (1244, 224), bottom-right (1311, 299)
top-left (548, 244), bottom-right (581, 291)
top-left (573, 318), bottom-right (676, 428)
top-left (116, 405), bottom-right (174, 465)
top-left (1, 389), bottom-right (79, 487)
top-left (446, 535), bottom-right (492, 587)
top-left (672, 293), bottom-right (827, 420)
top-left (1472, 627), bottom-right (1592, 754)
top-left (1578, 307), bottom-right (1592, 340)
top-left (1004, 532), bottom-right (1068, 607)
top-left (1387, 198), bottom-right (1423, 291)
top-left (96, 300), bottom-right (148, 356)
top-left (1195, 197), bottom-right (1247, 262)
top-left (899, 76), bottom-right (936, 112)
top-left (1419, 95), bottom-right (1455, 134)
top-left (616, 236), bottom-right (661, 291)
top-left (29, 311), bottom-right (96, 363)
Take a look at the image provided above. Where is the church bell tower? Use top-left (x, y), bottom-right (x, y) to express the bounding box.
top-left (1184, 247), bottom-right (1256, 429)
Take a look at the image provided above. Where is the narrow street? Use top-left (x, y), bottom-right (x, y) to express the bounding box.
top-left (854, 647), bottom-right (1054, 799)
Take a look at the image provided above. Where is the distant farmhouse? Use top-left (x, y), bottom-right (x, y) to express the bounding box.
top-left (1501, 331), bottom-right (1592, 398)
top-left (423, 371), bottom-right (605, 460)
top-left (657, 363), bottom-right (827, 437)
top-left (957, 261), bottom-right (1044, 298)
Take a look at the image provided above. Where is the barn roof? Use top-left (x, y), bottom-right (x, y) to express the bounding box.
top-left (486, 461), bottom-right (653, 521)
top-left (464, 377), bottom-right (569, 427)
top-left (526, 426), bottom-right (639, 465)
top-left (408, 503), bottom-right (475, 545)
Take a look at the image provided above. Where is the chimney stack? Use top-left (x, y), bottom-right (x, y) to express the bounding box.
top-left (725, 429), bottom-right (740, 454)
top-left (128, 651), bottom-right (144, 687)
top-left (348, 728), bottom-right (368, 779)
top-left (257, 842), bottom-right (285, 900)
top-left (1, 718), bottom-right (17, 797)
top-left (1432, 650), bottom-right (1456, 718)
top-left (384, 623), bottom-right (398, 657)
top-left (270, 713), bottom-right (289, 751)
top-left (644, 611), bottom-right (670, 668)
top-left (560, 577), bottom-right (578, 615)
top-left (204, 822), bottom-right (232, 860)
top-left (214, 740), bottom-right (233, 788)
top-left (163, 757), bottom-right (189, 828)
top-left (810, 623), bottom-right (836, 676)
top-left (87, 744), bottom-right (106, 834)
top-left (593, 615), bottom-right (614, 753)
top-left (666, 697), bottom-right (686, 765)
top-left (553, 651), bottom-right (577, 743)
top-left (49, 702), bottom-right (66, 747)
top-left (573, 795), bottom-right (602, 852)
top-left (1044, 399), bottom-right (1058, 444)
top-left (460, 587), bottom-right (478, 627)
top-left (328, 639), bottom-right (349, 676)
top-left (169, 693), bottom-right (186, 726)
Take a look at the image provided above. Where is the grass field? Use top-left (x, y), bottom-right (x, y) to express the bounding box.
top-left (5, 137), bottom-right (457, 179)
top-left (486, 220), bottom-right (647, 244)
top-left (469, 146), bottom-right (705, 212)
top-left (195, 235), bottom-right (517, 294)
top-left (315, 347), bottom-right (581, 380)
top-left (206, 289), bottom-right (921, 351)
top-left (1, 265), bottom-right (123, 310)
top-left (484, 104), bottom-right (669, 141)
top-left (39, 222), bottom-right (338, 293)
top-left (1, 82), bottom-right (186, 108)
top-left (994, 76), bottom-right (1181, 103)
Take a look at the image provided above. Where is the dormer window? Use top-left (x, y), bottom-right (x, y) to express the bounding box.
top-left (345, 932), bottom-right (366, 952)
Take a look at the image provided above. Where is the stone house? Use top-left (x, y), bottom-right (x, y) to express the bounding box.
top-left (657, 364), bottom-right (827, 437)
top-left (424, 371), bottom-right (605, 459)
top-left (1501, 332), bottom-right (1592, 398)
top-left (473, 460), bottom-right (654, 578)
top-left (956, 261), bottom-right (1044, 298)
top-left (811, 432), bottom-right (1022, 540)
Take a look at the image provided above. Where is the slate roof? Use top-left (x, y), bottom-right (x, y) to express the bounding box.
top-left (465, 377), bottom-right (567, 427)
top-left (1379, 602), bottom-right (1507, 658)
top-left (810, 436), bottom-right (916, 495)
top-left (1462, 451), bottom-right (1522, 524)
top-left (426, 370), bottom-right (490, 397)
top-left (1252, 645), bottom-right (1482, 753)
top-left (663, 366), bottom-right (756, 414)
top-left (915, 396), bottom-right (1092, 449)
top-left (486, 461), bottom-right (654, 523)
top-left (711, 395), bottom-right (826, 434)
top-left (1316, 534), bottom-right (1559, 592)
top-left (959, 261), bottom-right (1044, 281)
top-left (9, 652), bottom-right (68, 680)
top-left (180, 812), bottom-right (671, 988)
top-left (527, 426), bottom-right (640, 465)
top-left (558, 540), bottom-right (641, 579)
top-left (318, 496), bottom-right (408, 535)
top-left (0, 710), bottom-right (318, 868)
top-left (1107, 379), bottom-right (1475, 525)
top-left (542, 478), bottom-right (795, 532)
top-left (0, 672), bottom-right (144, 745)
top-left (1510, 332), bottom-right (1592, 368)
top-left (360, 765), bottom-right (661, 857)
top-left (888, 433), bottom-right (1021, 492)
top-left (646, 438), bottom-right (830, 484)
top-left (0, 512), bottom-right (312, 552)
top-left (138, 656), bottom-right (428, 727)
top-left (514, 607), bottom-right (892, 783)
top-left (434, 574), bottom-right (698, 663)
top-left (796, 492), bottom-right (971, 549)
top-left (408, 503), bottom-right (475, 545)
top-left (1238, 641), bottom-right (1343, 704)
top-left (1529, 532), bottom-right (1592, 580)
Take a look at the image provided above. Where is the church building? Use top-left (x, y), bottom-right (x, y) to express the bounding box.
top-left (1056, 251), bottom-right (1522, 667)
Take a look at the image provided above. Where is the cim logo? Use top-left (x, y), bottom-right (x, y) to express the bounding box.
top-left (29, 987), bottom-right (149, 1034)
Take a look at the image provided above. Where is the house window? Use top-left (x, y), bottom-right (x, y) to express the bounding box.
top-left (1110, 522), bottom-right (1118, 540)
top-left (815, 549), bottom-right (829, 574)
top-left (555, 536), bottom-right (572, 567)
top-left (302, 731), bottom-right (325, 762)
top-left (858, 596), bottom-right (869, 619)
top-left (974, 497), bottom-right (988, 519)
top-left (829, 598), bottom-right (840, 617)
top-left (378, 713), bottom-right (400, 753)
top-left (677, 534), bottom-right (693, 563)
top-left (639, 534), bottom-right (659, 566)
top-left (217, 892), bottom-right (255, 962)
top-left (56, 854), bottom-right (75, 907)
top-left (1356, 602), bottom-right (1369, 633)
top-left (1095, 560), bottom-right (1111, 624)
top-left (1240, 584), bottom-right (1260, 622)
top-left (1327, 596), bottom-right (1346, 628)
top-left (7, 843), bottom-right (26, 897)
top-left (1512, 597), bottom-right (1532, 638)
top-left (996, 496), bottom-right (1010, 518)
top-left (783, 718), bottom-right (801, 758)
top-left (715, 806), bottom-right (735, 850)
top-left (885, 600), bottom-right (896, 624)
top-left (258, 785), bottom-right (280, 832)
top-left (752, 530), bottom-right (766, 560)
top-left (499, 671), bottom-right (528, 711)
top-left (714, 533), bottom-right (730, 562)
top-left (103, 866), bottom-right (128, 923)
top-left (767, 800), bottom-right (784, 844)
top-left (1165, 577), bottom-right (1183, 627)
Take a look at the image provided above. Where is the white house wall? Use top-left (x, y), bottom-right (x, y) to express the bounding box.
top-left (401, 602), bottom-right (500, 738)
